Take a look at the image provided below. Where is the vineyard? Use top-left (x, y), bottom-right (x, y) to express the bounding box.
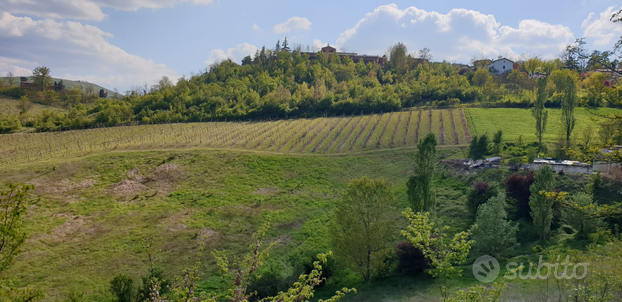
top-left (0, 109), bottom-right (472, 164)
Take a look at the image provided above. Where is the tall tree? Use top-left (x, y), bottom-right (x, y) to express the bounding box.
top-left (329, 176), bottom-right (397, 282)
top-left (32, 66), bottom-right (52, 91)
top-left (472, 193), bottom-right (518, 256)
top-left (561, 38), bottom-right (589, 72)
top-left (559, 74), bottom-right (578, 147)
top-left (281, 37), bottom-right (289, 51)
top-left (407, 133), bottom-right (437, 212)
top-left (387, 42), bottom-right (408, 71)
top-left (532, 78), bottom-right (549, 150)
top-left (492, 130), bottom-right (503, 154)
top-left (529, 165), bottom-right (556, 240)
top-left (6, 72), bottom-right (15, 87)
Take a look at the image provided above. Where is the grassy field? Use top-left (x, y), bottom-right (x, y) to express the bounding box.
top-left (0, 97), bottom-right (65, 115)
top-left (0, 147), bottom-right (475, 301)
top-left (0, 109), bottom-right (468, 165)
top-left (467, 107), bottom-right (622, 142)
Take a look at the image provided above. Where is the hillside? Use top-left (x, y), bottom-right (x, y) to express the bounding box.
top-left (0, 96), bottom-right (66, 115)
top-left (2, 107), bottom-right (621, 165)
top-left (0, 77), bottom-right (115, 97)
top-left (0, 109), bottom-right (472, 165)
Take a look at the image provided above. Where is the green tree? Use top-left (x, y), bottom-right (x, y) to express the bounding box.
top-left (529, 165), bottom-right (556, 240)
top-left (524, 57), bottom-right (541, 76)
top-left (492, 130), bottom-right (503, 154)
top-left (470, 134), bottom-right (489, 159)
top-left (407, 133), bottom-right (437, 212)
top-left (562, 192), bottom-right (605, 239)
top-left (329, 176), bottom-right (397, 282)
top-left (468, 136), bottom-right (479, 159)
top-left (387, 42), bottom-right (408, 72)
top-left (472, 193), bottom-right (518, 256)
top-left (472, 69), bottom-right (489, 90)
top-left (110, 274), bottom-right (134, 302)
top-left (0, 183), bottom-right (45, 301)
top-left (401, 210), bottom-right (474, 299)
top-left (532, 78), bottom-right (549, 150)
top-left (32, 66), bottom-right (52, 91)
top-left (559, 74), bottom-right (577, 147)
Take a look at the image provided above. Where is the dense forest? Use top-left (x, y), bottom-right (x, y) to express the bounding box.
top-left (1, 40), bottom-right (622, 133)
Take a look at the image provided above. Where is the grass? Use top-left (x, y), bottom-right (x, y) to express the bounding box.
top-left (467, 107), bottom-right (622, 142)
top-left (1, 147), bottom-right (468, 301)
top-left (0, 97), bottom-right (65, 116)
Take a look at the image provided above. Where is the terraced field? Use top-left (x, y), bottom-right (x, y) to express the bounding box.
top-left (0, 109), bottom-right (472, 164)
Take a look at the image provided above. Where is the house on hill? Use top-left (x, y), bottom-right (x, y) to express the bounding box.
top-left (302, 45), bottom-right (386, 66)
top-left (488, 58), bottom-right (516, 75)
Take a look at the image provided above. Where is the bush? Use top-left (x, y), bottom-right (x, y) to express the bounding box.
top-left (110, 274), bottom-right (134, 302)
top-left (467, 182), bottom-right (499, 216)
top-left (394, 241), bottom-right (429, 275)
top-left (0, 114), bottom-right (21, 133)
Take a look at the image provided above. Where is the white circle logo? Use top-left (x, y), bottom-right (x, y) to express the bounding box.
top-left (473, 255), bottom-right (500, 283)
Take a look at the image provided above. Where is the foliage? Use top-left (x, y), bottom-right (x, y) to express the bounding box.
top-left (551, 70), bottom-right (578, 146)
top-left (469, 134), bottom-right (489, 160)
top-left (471, 193), bottom-right (518, 256)
top-left (561, 192), bottom-right (606, 239)
top-left (110, 274), bottom-right (135, 302)
top-left (0, 183), bottom-right (34, 272)
top-left (491, 130), bottom-right (503, 154)
top-left (529, 165), bottom-right (557, 240)
top-left (329, 176), bottom-right (397, 282)
top-left (466, 182), bottom-right (498, 216)
top-left (531, 78), bottom-right (549, 149)
top-left (394, 241), bottom-right (429, 275)
top-left (32, 66), bottom-right (52, 91)
top-left (407, 133), bottom-right (438, 212)
top-left (442, 281), bottom-right (506, 302)
top-left (0, 113), bottom-right (21, 134)
top-left (401, 210), bottom-right (473, 299)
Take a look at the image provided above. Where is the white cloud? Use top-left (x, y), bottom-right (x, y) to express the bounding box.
top-left (582, 6), bottom-right (622, 46)
top-left (0, 0), bottom-right (214, 21)
top-left (336, 4), bottom-right (575, 62)
top-left (313, 39), bottom-right (326, 51)
top-left (93, 0), bottom-right (214, 12)
top-left (0, 12), bottom-right (176, 90)
top-left (253, 23), bottom-right (261, 31)
top-left (205, 42), bottom-right (259, 66)
top-left (0, 57), bottom-right (34, 77)
top-left (273, 17), bottom-right (312, 34)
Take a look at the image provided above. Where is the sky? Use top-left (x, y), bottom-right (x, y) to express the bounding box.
top-left (1, 0), bottom-right (621, 92)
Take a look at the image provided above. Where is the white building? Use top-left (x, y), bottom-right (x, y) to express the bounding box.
top-left (488, 58), bottom-right (514, 75)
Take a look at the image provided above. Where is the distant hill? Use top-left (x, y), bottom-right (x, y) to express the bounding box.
top-left (0, 76), bottom-right (115, 98)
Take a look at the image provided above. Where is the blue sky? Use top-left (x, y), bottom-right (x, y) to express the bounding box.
top-left (1, 0), bottom-right (621, 91)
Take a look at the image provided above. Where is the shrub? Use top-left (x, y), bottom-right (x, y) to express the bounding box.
top-left (0, 114), bottom-right (21, 134)
top-left (395, 241), bottom-right (429, 275)
top-left (110, 274), bottom-right (134, 302)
